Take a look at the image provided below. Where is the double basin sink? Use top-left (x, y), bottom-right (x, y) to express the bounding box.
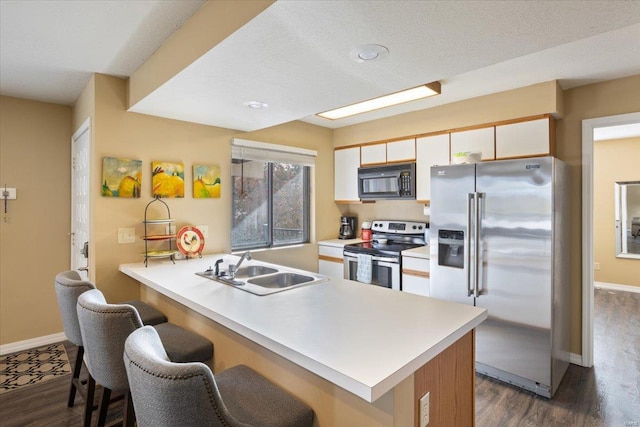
top-left (196, 258), bottom-right (327, 296)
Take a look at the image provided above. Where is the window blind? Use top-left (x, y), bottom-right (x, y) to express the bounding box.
top-left (231, 138), bottom-right (316, 166)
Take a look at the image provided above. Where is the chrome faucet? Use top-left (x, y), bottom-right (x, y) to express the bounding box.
top-left (228, 251), bottom-right (251, 279)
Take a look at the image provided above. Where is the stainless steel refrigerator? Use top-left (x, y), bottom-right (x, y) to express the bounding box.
top-left (429, 156), bottom-right (570, 398)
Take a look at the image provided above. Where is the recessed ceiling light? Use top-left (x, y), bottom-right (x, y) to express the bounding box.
top-left (317, 82), bottom-right (441, 120)
top-left (243, 101), bottom-right (268, 109)
top-left (349, 44), bottom-right (389, 63)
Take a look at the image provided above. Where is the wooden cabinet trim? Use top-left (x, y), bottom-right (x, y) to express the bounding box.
top-left (319, 255), bottom-right (344, 264)
top-left (402, 269), bottom-right (430, 278)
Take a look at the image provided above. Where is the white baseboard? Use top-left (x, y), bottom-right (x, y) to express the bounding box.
top-left (594, 281), bottom-right (640, 294)
top-left (0, 332), bottom-right (67, 356)
top-left (569, 352), bottom-right (583, 366)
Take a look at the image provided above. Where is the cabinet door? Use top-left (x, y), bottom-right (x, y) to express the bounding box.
top-left (334, 147), bottom-right (360, 202)
top-left (318, 245), bottom-right (345, 279)
top-left (416, 133), bottom-right (449, 201)
top-left (361, 143), bottom-right (387, 165)
top-left (387, 138), bottom-right (416, 162)
top-left (402, 256), bottom-right (430, 296)
top-left (495, 117), bottom-right (552, 159)
top-left (450, 127), bottom-right (495, 160)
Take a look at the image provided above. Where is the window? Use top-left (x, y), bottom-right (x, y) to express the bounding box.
top-left (231, 139), bottom-right (315, 250)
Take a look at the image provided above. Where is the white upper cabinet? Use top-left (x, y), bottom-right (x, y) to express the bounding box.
top-left (416, 133), bottom-right (449, 201)
top-left (386, 138), bottom-right (416, 163)
top-left (450, 127), bottom-right (495, 160)
top-left (334, 146), bottom-right (361, 202)
top-left (360, 143), bottom-right (387, 165)
top-left (495, 117), bottom-right (553, 159)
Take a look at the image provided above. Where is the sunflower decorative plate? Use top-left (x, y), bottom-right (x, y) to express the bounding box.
top-left (176, 226), bottom-right (205, 258)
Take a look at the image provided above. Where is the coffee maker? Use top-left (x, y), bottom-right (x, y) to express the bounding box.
top-left (339, 216), bottom-right (356, 239)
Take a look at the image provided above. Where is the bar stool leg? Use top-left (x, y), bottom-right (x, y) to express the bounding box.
top-left (68, 345), bottom-right (84, 407)
top-left (83, 376), bottom-right (96, 427)
top-left (123, 392), bottom-right (135, 427)
top-left (97, 387), bottom-right (111, 427)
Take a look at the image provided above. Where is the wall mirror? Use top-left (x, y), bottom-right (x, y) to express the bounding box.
top-left (615, 180), bottom-right (640, 259)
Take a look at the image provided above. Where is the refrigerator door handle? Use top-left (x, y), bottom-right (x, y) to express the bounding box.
top-left (466, 192), bottom-right (474, 297)
top-left (474, 192), bottom-right (483, 298)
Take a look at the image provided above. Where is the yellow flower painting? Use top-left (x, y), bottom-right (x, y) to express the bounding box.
top-left (102, 157), bottom-right (142, 198)
top-left (152, 161), bottom-right (184, 198)
top-left (193, 164), bottom-right (221, 198)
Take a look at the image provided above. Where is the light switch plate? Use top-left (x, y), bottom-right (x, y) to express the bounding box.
top-left (118, 228), bottom-right (136, 244)
top-left (1, 188), bottom-right (16, 199)
top-left (197, 225), bottom-right (209, 238)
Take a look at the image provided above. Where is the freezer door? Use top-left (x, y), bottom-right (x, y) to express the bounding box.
top-left (429, 163), bottom-right (476, 306)
top-left (475, 156), bottom-right (553, 387)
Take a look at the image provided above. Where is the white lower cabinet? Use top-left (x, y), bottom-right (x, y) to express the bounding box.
top-left (318, 244), bottom-right (345, 279)
top-left (402, 255), bottom-right (430, 296)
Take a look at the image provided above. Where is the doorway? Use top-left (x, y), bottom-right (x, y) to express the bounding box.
top-left (581, 111), bottom-right (640, 368)
top-left (71, 118), bottom-right (91, 278)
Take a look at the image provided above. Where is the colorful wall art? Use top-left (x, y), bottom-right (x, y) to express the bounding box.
top-left (102, 157), bottom-right (142, 197)
top-left (152, 161), bottom-right (184, 198)
top-left (193, 164), bottom-right (221, 198)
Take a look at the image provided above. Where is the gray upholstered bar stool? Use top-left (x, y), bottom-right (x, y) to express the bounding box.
top-left (77, 289), bottom-right (214, 427)
top-left (124, 326), bottom-right (314, 427)
top-left (54, 270), bottom-right (167, 410)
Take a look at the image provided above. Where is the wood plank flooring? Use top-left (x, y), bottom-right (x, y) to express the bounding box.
top-left (476, 288), bottom-right (640, 427)
top-left (1, 288), bottom-right (638, 426)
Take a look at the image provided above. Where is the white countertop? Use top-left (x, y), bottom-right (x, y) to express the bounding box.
top-left (402, 245), bottom-right (430, 259)
top-left (318, 238), bottom-right (364, 248)
top-left (120, 254), bottom-right (486, 402)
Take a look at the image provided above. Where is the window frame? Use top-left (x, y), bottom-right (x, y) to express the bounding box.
top-left (231, 161), bottom-right (311, 251)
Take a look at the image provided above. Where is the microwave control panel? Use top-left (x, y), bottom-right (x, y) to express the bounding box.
top-left (400, 171), bottom-right (412, 195)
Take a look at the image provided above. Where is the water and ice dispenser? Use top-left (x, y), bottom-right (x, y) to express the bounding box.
top-left (438, 230), bottom-right (465, 269)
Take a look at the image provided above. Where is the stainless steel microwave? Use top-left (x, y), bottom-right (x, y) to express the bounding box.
top-left (357, 163), bottom-right (416, 200)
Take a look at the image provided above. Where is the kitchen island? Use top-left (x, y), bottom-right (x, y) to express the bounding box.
top-left (120, 254), bottom-right (486, 427)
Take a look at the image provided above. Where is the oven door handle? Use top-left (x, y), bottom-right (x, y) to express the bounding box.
top-left (343, 252), bottom-right (398, 264)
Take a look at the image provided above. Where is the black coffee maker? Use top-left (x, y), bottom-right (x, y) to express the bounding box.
top-left (339, 216), bottom-right (356, 239)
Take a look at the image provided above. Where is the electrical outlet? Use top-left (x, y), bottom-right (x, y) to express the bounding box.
top-left (197, 225), bottom-right (209, 238)
top-left (594, 262), bottom-right (600, 271)
top-left (419, 391), bottom-right (430, 427)
top-left (118, 228), bottom-right (136, 244)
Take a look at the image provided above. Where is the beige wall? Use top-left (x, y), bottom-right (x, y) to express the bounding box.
top-left (552, 74), bottom-right (640, 354)
top-left (593, 137), bottom-right (640, 287)
top-left (2, 71), bottom-right (639, 356)
top-left (0, 96), bottom-right (72, 344)
top-left (91, 74), bottom-right (336, 305)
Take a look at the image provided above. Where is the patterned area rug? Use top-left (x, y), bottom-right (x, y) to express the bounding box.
top-left (0, 343), bottom-right (71, 394)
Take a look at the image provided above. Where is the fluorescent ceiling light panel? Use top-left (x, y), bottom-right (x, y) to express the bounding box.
top-left (317, 82), bottom-right (441, 120)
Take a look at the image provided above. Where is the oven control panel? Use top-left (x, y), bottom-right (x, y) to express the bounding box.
top-left (371, 220), bottom-right (428, 234)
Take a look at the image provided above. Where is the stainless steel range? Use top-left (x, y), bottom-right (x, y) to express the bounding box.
top-left (343, 220), bottom-right (427, 290)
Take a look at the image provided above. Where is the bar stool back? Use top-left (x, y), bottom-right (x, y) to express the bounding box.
top-left (124, 326), bottom-right (314, 427)
top-left (54, 270), bottom-right (167, 412)
top-left (77, 289), bottom-right (213, 427)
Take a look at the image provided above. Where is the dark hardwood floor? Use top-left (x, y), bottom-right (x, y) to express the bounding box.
top-left (1, 288), bottom-right (638, 426)
top-left (476, 288), bottom-right (640, 427)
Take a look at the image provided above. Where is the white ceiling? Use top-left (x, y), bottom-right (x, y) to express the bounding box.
top-left (2, 1), bottom-right (640, 133)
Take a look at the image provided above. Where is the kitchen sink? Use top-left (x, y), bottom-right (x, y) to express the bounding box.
top-left (247, 273), bottom-right (314, 289)
top-left (234, 266), bottom-right (278, 278)
top-left (196, 257), bottom-right (327, 296)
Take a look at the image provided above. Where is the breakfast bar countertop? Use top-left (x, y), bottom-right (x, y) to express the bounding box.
top-left (120, 253), bottom-right (486, 403)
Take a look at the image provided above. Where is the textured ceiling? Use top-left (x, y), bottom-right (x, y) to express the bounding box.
top-left (0, 0), bottom-right (205, 105)
top-left (1, 0), bottom-right (640, 132)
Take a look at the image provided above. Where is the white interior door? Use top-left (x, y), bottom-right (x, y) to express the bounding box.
top-left (71, 119), bottom-right (90, 278)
